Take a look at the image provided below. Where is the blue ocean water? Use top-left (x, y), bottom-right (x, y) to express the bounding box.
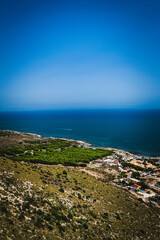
top-left (0, 109), bottom-right (160, 156)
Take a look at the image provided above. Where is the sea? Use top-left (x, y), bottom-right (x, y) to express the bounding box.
top-left (0, 109), bottom-right (160, 157)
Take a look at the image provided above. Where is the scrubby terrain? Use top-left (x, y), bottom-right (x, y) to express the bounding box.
top-left (0, 131), bottom-right (159, 240)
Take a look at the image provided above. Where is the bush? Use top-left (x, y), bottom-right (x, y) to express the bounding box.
top-left (0, 203), bottom-right (8, 214)
top-left (138, 181), bottom-right (149, 190)
top-left (59, 188), bottom-right (64, 193)
top-left (35, 217), bottom-right (43, 228)
top-left (78, 193), bottom-right (82, 199)
top-left (47, 224), bottom-right (53, 230)
top-left (102, 212), bottom-right (108, 219)
top-left (115, 213), bottom-right (121, 220)
top-left (68, 212), bottom-right (73, 219)
top-left (121, 172), bottom-right (127, 178)
top-left (62, 170), bottom-right (67, 175)
top-left (83, 223), bottom-right (88, 229)
top-left (132, 171), bottom-right (140, 179)
top-left (122, 162), bottom-right (144, 171)
top-left (78, 163), bottom-right (87, 167)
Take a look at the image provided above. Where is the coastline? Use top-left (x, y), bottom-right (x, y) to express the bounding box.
top-left (1, 129), bottom-right (160, 206)
top-left (1, 129), bottom-right (160, 159)
top-left (1, 130), bottom-right (91, 147)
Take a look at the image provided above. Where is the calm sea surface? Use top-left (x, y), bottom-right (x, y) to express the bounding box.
top-left (0, 109), bottom-right (160, 156)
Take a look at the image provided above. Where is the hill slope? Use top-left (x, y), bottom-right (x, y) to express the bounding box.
top-left (0, 131), bottom-right (159, 240)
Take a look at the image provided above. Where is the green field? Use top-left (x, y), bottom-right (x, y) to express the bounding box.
top-left (0, 139), bottom-right (112, 166)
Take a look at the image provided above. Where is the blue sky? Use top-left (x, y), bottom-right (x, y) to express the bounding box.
top-left (0, 0), bottom-right (160, 110)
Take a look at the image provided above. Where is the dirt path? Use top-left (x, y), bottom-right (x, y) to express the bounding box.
top-left (78, 168), bottom-right (105, 179)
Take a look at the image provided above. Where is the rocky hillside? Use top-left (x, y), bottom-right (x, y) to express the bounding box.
top-left (0, 131), bottom-right (159, 240)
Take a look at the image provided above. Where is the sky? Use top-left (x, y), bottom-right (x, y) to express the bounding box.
top-left (0, 0), bottom-right (160, 110)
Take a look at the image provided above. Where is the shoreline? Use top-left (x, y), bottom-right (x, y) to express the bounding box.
top-left (1, 129), bottom-right (160, 206)
top-left (1, 129), bottom-right (160, 159)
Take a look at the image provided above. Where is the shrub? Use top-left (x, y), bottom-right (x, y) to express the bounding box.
top-left (62, 170), bottom-right (67, 175)
top-left (35, 217), bottom-right (43, 228)
top-left (102, 212), bottom-right (108, 219)
top-left (0, 203), bottom-right (8, 214)
top-left (132, 171), bottom-right (140, 179)
top-left (68, 212), bottom-right (73, 219)
top-left (48, 224), bottom-right (53, 230)
top-left (79, 163), bottom-right (87, 167)
top-left (59, 188), bottom-right (64, 193)
top-left (138, 181), bottom-right (149, 190)
top-left (83, 223), bottom-right (88, 229)
top-left (78, 193), bottom-right (82, 199)
top-left (115, 213), bottom-right (121, 220)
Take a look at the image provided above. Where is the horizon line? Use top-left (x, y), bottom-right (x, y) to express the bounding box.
top-left (0, 107), bottom-right (160, 112)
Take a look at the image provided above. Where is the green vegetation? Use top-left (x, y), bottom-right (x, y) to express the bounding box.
top-left (121, 171), bottom-right (127, 178)
top-left (0, 131), bottom-right (159, 239)
top-left (0, 131), bottom-right (13, 137)
top-left (0, 139), bottom-right (112, 166)
top-left (138, 181), bottom-right (149, 190)
top-left (122, 162), bottom-right (145, 171)
top-left (24, 140), bottom-right (43, 144)
top-left (132, 171), bottom-right (140, 179)
top-left (0, 157), bottom-right (159, 240)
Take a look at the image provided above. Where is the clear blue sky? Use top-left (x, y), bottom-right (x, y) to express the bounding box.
top-left (0, 0), bottom-right (160, 110)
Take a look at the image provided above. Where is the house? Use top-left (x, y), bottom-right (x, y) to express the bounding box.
top-left (131, 184), bottom-right (141, 191)
top-left (125, 172), bottom-right (132, 178)
top-left (94, 159), bottom-right (103, 163)
top-left (97, 159), bottom-right (103, 162)
top-left (152, 171), bottom-right (159, 176)
top-left (102, 159), bottom-right (112, 164)
top-left (138, 192), bottom-right (156, 199)
top-left (123, 167), bottom-right (130, 171)
top-left (114, 159), bottom-right (119, 164)
top-left (141, 172), bottom-right (147, 177)
top-left (113, 179), bottom-right (119, 184)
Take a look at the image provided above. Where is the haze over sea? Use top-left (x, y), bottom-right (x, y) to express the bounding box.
top-left (0, 109), bottom-right (160, 157)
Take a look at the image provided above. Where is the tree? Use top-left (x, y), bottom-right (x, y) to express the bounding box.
top-left (132, 171), bottom-right (140, 179)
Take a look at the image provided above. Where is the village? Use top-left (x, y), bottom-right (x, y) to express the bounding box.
top-left (87, 147), bottom-right (160, 206)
